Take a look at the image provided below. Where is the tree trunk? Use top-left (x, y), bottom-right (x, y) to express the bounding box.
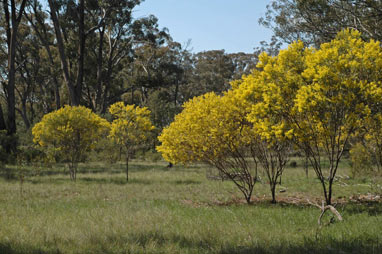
top-left (100, 55), bottom-right (115, 114)
top-left (54, 78), bottom-right (61, 109)
top-left (126, 153), bottom-right (129, 182)
top-left (74, 0), bottom-right (85, 106)
top-left (271, 182), bottom-right (277, 204)
top-left (320, 176), bottom-right (330, 205)
top-left (0, 104), bottom-right (7, 131)
top-left (304, 156), bottom-right (309, 178)
top-left (95, 25), bottom-right (105, 111)
top-left (69, 163), bottom-right (77, 181)
top-left (26, 5), bottom-right (62, 110)
top-left (327, 179), bottom-right (333, 206)
top-left (2, 0), bottom-right (27, 152)
top-left (48, 0), bottom-right (78, 105)
top-left (174, 79), bottom-right (179, 106)
top-left (17, 106), bottom-right (30, 130)
top-left (6, 31), bottom-right (17, 137)
top-left (244, 182), bottom-right (254, 204)
top-left (245, 195), bottom-right (251, 204)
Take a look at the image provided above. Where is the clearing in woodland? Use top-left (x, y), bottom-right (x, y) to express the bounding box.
top-left (0, 159), bottom-right (381, 254)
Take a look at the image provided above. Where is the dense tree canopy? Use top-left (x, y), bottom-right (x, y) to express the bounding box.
top-left (261, 0), bottom-right (382, 47)
top-left (109, 101), bottom-right (154, 181)
top-left (158, 29), bottom-right (382, 205)
top-left (32, 105), bottom-right (109, 180)
top-left (235, 29), bottom-right (382, 205)
top-left (157, 91), bottom-right (259, 203)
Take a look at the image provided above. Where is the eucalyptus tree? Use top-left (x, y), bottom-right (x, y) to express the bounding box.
top-left (0, 0), bottom-right (28, 151)
top-left (188, 50), bottom-right (235, 97)
top-left (44, 0), bottom-right (173, 113)
top-left (128, 40), bottom-right (187, 132)
top-left (260, 0), bottom-right (382, 47)
top-left (179, 50), bottom-right (257, 101)
top-left (47, 0), bottom-right (99, 106)
top-left (89, 13), bottom-right (172, 113)
top-left (25, 0), bottom-right (62, 111)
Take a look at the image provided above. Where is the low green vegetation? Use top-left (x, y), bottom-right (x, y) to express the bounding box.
top-left (0, 159), bottom-right (381, 254)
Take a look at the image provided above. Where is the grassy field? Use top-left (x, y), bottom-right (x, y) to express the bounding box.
top-left (0, 159), bottom-right (381, 254)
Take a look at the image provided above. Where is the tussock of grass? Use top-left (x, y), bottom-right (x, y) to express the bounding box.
top-left (0, 160), bottom-right (381, 253)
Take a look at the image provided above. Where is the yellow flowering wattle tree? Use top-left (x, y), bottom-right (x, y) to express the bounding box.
top-left (32, 106), bottom-right (110, 181)
top-left (236, 29), bottom-right (382, 208)
top-left (157, 91), bottom-right (259, 204)
top-left (109, 102), bottom-right (155, 182)
top-left (232, 67), bottom-right (297, 204)
top-left (232, 41), bottom-right (309, 204)
top-left (357, 113), bottom-right (382, 174)
top-left (295, 29), bottom-right (382, 206)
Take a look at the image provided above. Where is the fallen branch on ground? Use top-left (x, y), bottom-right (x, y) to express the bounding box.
top-left (307, 199), bottom-right (343, 225)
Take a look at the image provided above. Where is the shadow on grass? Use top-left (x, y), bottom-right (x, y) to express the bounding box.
top-left (173, 179), bottom-right (201, 185)
top-left (26, 176), bottom-right (152, 185)
top-left (0, 243), bottom-right (59, 254)
top-left (80, 176), bottom-right (128, 185)
top-left (207, 196), bottom-right (382, 215)
top-left (219, 242), bottom-right (382, 254)
top-left (127, 163), bottom-right (201, 173)
top-left (79, 177), bottom-right (201, 185)
top-left (75, 163), bottom-right (199, 174)
top-left (28, 177), bottom-right (69, 185)
top-left (119, 231), bottom-right (382, 254)
top-left (24, 175), bottom-right (202, 186)
top-left (128, 231), bottom-right (215, 251)
top-left (1, 231), bottom-right (381, 254)
top-left (0, 167), bottom-right (66, 180)
top-left (0, 162), bottom-right (185, 179)
top-left (80, 177), bottom-right (151, 185)
top-left (342, 202), bottom-right (382, 216)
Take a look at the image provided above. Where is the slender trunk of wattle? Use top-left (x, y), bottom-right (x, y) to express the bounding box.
top-left (126, 153), bottom-right (129, 182)
top-left (320, 176), bottom-right (330, 205)
top-left (246, 184), bottom-right (254, 204)
top-left (327, 179), bottom-right (333, 206)
top-left (245, 195), bottom-right (251, 204)
top-left (271, 183), bottom-right (276, 204)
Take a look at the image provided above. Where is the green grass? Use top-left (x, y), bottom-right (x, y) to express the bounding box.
top-left (0, 160), bottom-right (381, 253)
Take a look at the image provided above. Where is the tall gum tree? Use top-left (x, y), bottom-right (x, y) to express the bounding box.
top-left (1, 0), bottom-right (27, 151)
top-left (260, 0), bottom-right (382, 47)
top-left (47, 0), bottom-right (86, 106)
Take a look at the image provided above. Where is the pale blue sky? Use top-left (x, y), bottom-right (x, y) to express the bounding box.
top-left (134, 0), bottom-right (272, 53)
